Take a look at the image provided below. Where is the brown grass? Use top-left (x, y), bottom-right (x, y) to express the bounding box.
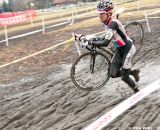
top-left (0, 0), bottom-right (159, 36)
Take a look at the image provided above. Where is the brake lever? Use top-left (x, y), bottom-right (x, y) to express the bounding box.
top-left (72, 32), bottom-right (84, 41)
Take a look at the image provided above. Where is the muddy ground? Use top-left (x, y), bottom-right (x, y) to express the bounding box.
top-left (0, 8), bottom-right (160, 130)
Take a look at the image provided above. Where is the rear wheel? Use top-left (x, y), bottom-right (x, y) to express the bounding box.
top-left (125, 21), bottom-right (144, 54)
top-left (70, 51), bottom-right (110, 91)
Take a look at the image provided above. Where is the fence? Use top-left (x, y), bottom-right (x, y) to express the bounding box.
top-left (0, 0), bottom-right (160, 46)
top-left (0, 2), bottom-right (97, 46)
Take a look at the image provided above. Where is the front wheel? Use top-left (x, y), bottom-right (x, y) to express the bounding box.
top-left (70, 51), bottom-right (110, 91)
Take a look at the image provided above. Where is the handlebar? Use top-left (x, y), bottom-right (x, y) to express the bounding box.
top-left (72, 32), bottom-right (84, 42)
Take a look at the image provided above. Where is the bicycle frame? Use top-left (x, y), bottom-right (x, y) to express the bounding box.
top-left (83, 45), bottom-right (113, 74)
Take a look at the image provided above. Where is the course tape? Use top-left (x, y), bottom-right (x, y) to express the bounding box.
top-left (0, 30), bottom-right (104, 69)
top-left (0, 37), bottom-right (74, 69)
top-left (84, 79), bottom-right (160, 130)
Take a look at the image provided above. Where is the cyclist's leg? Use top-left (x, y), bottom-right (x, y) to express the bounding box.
top-left (121, 43), bottom-right (139, 93)
top-left (128, 43), bottom-right (140, 82)
top-left (121, 68), bottom-right (139, 93)
top-left (129, 68), bottom-right (140, 82)
top-left (109, 50), bottom-right (122, 78)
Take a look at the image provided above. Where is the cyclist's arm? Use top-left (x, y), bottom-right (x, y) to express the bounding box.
top-left (91, 21), bottom-right (118, 47)
top-left (91, 30), bottom-right (113, 47)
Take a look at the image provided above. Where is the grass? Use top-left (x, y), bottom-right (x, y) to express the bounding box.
top-left (115, 0), bottom-right (160, 10)
top-left (0, 0), bottom-right (159, 36)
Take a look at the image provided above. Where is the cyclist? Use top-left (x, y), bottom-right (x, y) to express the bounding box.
top-left (80, 0), bottom-right (140, 93)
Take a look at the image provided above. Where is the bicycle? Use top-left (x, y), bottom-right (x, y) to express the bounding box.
top-left (69, 21), bottom-right (144, 91)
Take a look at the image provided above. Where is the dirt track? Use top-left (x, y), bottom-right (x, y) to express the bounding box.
top-left (0, 9), bottom-right (160, 130)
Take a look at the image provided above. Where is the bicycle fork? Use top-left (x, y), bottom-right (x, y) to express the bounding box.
top-left (90, 50), bottom-right (96, 73)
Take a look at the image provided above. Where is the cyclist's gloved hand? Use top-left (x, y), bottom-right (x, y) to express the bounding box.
top-left (80, 40), bottom-right (89, 47)
top-left (85, 34), bottom-right (96, 41)
top-left (80, 34), bottom-right (96, 42)
top-left (80, 35), bottom-right (93, 47)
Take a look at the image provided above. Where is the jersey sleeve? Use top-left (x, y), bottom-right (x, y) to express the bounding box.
top-left (91, 29), bottom-right (114, 47)
top-left (90, 21), bottom-right (118, 47)
top-left (109, 21), bottom-right (118, 31)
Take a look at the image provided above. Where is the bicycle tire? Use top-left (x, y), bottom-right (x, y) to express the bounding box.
top-left (70, 51), bottom-right (110, 91)
top-left (125, 21), bottom-right (144, 54)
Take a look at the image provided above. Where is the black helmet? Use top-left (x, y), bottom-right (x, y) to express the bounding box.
top-left (97, 0), bottom-right (113, 12)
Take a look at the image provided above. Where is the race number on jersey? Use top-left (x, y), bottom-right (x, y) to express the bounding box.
top-left (105, 29), bottom-right (114, 40)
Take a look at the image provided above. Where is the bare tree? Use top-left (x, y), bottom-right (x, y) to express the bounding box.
top-left (33, 0), bottom-right (50, 9)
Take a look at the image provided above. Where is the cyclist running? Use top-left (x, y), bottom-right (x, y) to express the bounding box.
top-left (80, 0), bottom-right (140, 93)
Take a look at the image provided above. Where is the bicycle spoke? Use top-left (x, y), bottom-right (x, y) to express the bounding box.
top-left (71, 52), bottom-right (110, 91)
top-left (127, 24), bottom-right (142, 43)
